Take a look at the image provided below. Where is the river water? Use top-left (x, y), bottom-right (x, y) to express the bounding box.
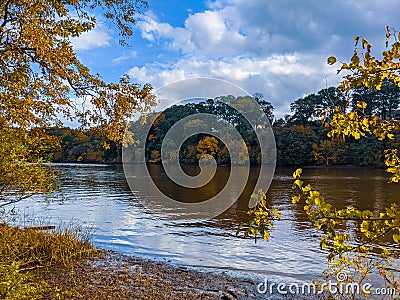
top-left (9, 164), bottom-right (400, 284)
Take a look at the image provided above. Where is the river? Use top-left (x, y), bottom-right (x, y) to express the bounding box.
top-left (9, 164), bottom-right (400, 285)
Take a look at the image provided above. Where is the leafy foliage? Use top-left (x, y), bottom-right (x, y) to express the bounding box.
top-left (0, 0), bottom-right (154, 139)
top-left (292, 168), bottom-right (400, 298)
top-left (0, 128), bottom-right (58, 207)
top-left (327, 28), bottom-right (400, 182)
top-left (237, 190), bottom-right (280, 242)
top-left (48, 127), bottom-right (120, 163)
top-left (0, 223), bottom-right (98, 299)
top-left (312, 139), bottom-right (348, 165)
top-left (274, 125), bottom-right (320, 165)
top-left (329, 27), bottom-right (400, 91)
top-left (0, 262), bottom-right (46, 300)
top-left (120, 87), bottom-right (400, 167)
top-left (196, 136), bottom-right (219, 161)
top-left (126, 96), bottom-right (270, 165)
top-left (242, 27), bottom-right (400, 297)
top-left (294, 28), bottom-right (400, 297)
top-left (0, 0), bottom-right (155, 205)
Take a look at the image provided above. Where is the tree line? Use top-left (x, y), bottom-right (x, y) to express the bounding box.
top-left (47, 78), bottom-right (400, 166)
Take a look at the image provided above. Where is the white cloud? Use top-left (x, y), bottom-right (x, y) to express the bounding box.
top-left (131, 0), bottom-right (400, 117)
top-left (128, 54), bottom-right (339, 118)
top-left (112, 51), bottom-right (138, 64)
top-left (139, 17), bottom-right (173, 42)
top-left (137, 0), bottom-right (400, 58)
top-left (209, 0), bottom-right (400, 57)
top-left (71, 28), bottom-right (111, 51)
top-left (138, 14), bottom-right (193, 51)
top-left (137, 10), bottom-right (247, 56)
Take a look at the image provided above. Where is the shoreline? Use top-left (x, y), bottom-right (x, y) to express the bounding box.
top-left (33, 250), bottom-right (281, 299)
top-left (49, 161), bottom-right (386, 169)
top-left (32, 249), bottom-right (310, 299)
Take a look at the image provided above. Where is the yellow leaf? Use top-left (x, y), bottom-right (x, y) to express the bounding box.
top-left (362, 118), bottom-right (369, 128)
top-left (320, 238), bottom-right (327, 249)
top-left (327, 56), bottom-right (336, 65)
top-left (356, 101), bottom-right (367, 109)
top-left (393, 234), bottom-right (400, 243)
top-left (101, 140), bottom-right (111, 150)
top-left (351, 54), bottom-right (360, 66)
top-left (293, 168), bottom-right (302, 178)
top-left (292, 195), bottom-right (301, 204)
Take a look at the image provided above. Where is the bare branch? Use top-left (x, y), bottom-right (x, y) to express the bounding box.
top-left (0, 194), bottom-right (33, 208)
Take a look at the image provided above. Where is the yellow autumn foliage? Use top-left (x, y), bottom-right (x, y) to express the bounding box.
top-left (0, 0), bottom-right (155, 204)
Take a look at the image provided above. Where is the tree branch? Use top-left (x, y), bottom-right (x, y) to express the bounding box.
top-left (1, 0), bottom-right (13, 28)
top-left (0, 194), bottom-right (33, 208)
top-left (317, 216), bottom-right (395, 221)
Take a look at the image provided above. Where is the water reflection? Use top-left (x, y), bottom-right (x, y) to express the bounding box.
top-left (10, 164), bottom-right (400, 283)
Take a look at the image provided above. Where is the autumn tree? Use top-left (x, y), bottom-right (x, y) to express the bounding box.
top-left (196, 136), bottom-right (219, 162)
top-left (312, 139), bottom-right (347, 165)
top-left (0, 0), bottom-right (155, 206)
top-left (218, 139), bottom-right (248, 165)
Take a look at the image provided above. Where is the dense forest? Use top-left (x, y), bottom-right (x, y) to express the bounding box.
top-left (48, 79), bottom-right (400, 166)
top-left (47, 127), bottom-right (121, 163)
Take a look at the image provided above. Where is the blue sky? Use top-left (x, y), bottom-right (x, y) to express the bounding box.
top-left (71, 0), bottom-right (400, 118)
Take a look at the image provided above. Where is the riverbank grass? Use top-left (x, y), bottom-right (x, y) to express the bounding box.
top-left (0, 223), bottom-right (99, 299)
top-left (1, 223), bottom-right (257, 299)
